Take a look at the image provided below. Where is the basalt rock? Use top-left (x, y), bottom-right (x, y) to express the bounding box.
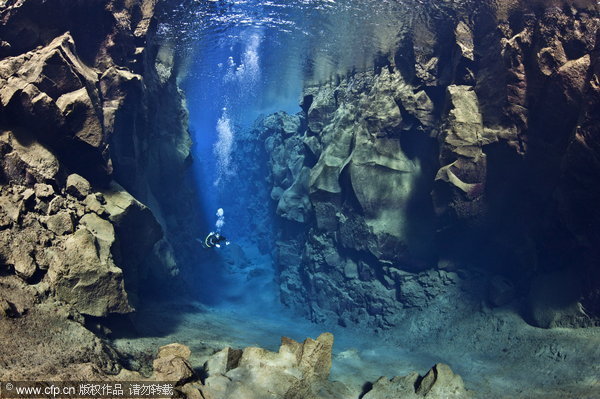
top-left (0, 0), bottom-right (192, 294)
top-left (261, 3), bottom-right (600, 329)
top-left (197, 334), bottom-right (474, 399)
top-left (0, 144), bottom-right (164, 317)
top-left (199, 333), bottom-right (349, 399)
top-left (0, 33), bottom-right (109, 181)
top-left (363, 363), bottom-right (473, 399)
top-left (152, 343), bottom-right (195, 386)
top-left (66, 173), bottom-right (92, 199)
top-left (47, 225), bottom-right (132, 317)
top-left (100, 181), bottom-right (163, 305)
top-left (262, 112), bottom-right (311, 222)
top-left (433, 85), bottom-right (486, 223)
top-left (0, 0), bottom-right (194, 382)
top-left (203, 347), bottom-right (243, 376)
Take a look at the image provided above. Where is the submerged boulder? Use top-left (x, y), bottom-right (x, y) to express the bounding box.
top-left (204, 347), bottom-right (243, 376)
top-left (47, 227), bottom-right (132, 317)
top-left (363, 363), bottom-right (473, 399)
top-left (198, 338), bottom-right (474, 399)
top-left (66, 173), bottom-right (92, 199)
top-left (45, 211), bottom-right (74, 236)
top-left (200, 333), bottom-right (346, 399)
top-left (0, 131), bottom-right (60, 185)
top-left (100, 181), bottom-right (163, 302)
top-left (153, 343), bottom-right (195, 386)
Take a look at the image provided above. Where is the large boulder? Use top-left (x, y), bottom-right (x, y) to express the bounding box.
top-left (102, 181), bottom-right (163, 261)
top-left (99, 66), bottom-right (143, 141)
top-left (0, 206), bottom-right (54, 281)
top-left (363, 363), bottom-right (473, 399)
top-left (56, 87), bottom-right (104, 148)
top-left (200, 333), bottom-right (343, 399)
top-left (66, 173), bottom-right (92, 199)
top-left (0, 130), bottom-right (60, 185)
top-left (45, 211), bottom-right (74, 236)
top-left (152, 343), bottom-right (195, 386)
top-left (204, 347), bottom-right (243, 376)
top-left (47, 226), bottom-right (132, 317)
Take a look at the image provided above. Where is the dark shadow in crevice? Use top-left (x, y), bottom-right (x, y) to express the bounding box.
top-left (339, 163), bottom-right (363, 215)
top-left (358, 381), bottom-right (374, 399)
top-left (373, 51), bottom-right (392, 75)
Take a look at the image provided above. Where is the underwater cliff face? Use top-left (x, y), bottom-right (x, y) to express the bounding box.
top-left (0, 0), bottom-right (201, 378)
top-left (259, 2), bottom-right (600, 329)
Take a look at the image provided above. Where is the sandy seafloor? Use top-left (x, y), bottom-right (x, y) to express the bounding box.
top-left (111, 298), bottom-right (600, 399)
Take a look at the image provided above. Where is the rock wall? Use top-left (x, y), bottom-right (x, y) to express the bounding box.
top-left (261, 1), bottom-right (600, 329)
top-left (0, 0), bottom-right (200, 377)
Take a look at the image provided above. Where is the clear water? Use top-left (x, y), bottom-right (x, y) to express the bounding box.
top-left (159, 0), bottom-right (421, 88)
top-left (157, 0), bottom-right (435, 306)
top-left (162, 0), bottom-right (427, 213)
top-left (130, 2), bottom-right (600, 398)
top-left (159, 0), bottom-right (432, 306)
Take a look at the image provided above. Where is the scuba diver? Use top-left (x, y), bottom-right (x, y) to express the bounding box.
top-left (202, 231), bottom-right (230, 249)
top-left (200, 208), bottom-right (230, 249)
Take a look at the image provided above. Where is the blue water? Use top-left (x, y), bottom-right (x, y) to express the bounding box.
top-left (183, 26), bottom-right (300, 220)
top-left (180, 25), bottom-right (286, 306)
top-left (169, 0), bottom-right (419, 306)
top-left (113, 4), bottom-right (600, 398)
top-left (170, 0), bottom-right (424, 219)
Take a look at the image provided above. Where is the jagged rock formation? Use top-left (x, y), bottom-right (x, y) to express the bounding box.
top-left (259, 1), bottom-right (600, 329)
top-left (192, 333), bottom-right (472, 399)
top-left (0, 0), bottom-right (200, 379)
top-left (199, 333), bottom-right (346, 399)
top-left (153, 343), bottom-right (196, 386)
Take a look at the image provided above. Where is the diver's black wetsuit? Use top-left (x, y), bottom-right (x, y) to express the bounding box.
top-left (204, 232), bottom-right (228, 248)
